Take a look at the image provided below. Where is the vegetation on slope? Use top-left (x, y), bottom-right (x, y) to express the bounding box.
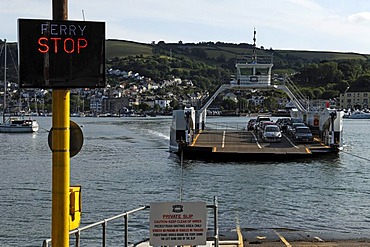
top-left (106, 39), bottom-right (370, 100)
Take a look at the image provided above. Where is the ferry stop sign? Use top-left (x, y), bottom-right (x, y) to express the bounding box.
top-left (18, 18), bottom-right (105, 89)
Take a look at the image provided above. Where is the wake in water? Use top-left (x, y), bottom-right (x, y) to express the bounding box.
top-left (147, 129), bottom-right (170, 140)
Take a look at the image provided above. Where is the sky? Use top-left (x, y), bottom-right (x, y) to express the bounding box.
top-left (2, 0), bottom-right (370, 54)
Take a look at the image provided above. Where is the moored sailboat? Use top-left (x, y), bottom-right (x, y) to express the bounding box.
top-left (0, 39), bottom-right (39, 133)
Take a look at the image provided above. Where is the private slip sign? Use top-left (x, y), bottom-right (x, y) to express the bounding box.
top-left (149, 202), bottom-right (207, 246)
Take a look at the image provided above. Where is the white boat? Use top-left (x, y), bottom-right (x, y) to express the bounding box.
top-left (346, 110), bottom-right (370, 119)
top-left (0, 117), bottom-right (39, 133)
top-left (0, 39), bottom-right (39, 133)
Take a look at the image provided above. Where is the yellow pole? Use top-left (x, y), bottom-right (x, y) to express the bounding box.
top-left (52, 1), bottom-right (70, 246)
top-left (52, 90), bottom-right (70, 246)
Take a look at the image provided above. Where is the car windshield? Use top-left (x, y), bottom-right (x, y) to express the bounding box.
top-left (297, 128), bottom-right (310, 133)
top-left (265, 126), bottom-right (279, 132)
top-left (258, 117), bottom-right (270, 122)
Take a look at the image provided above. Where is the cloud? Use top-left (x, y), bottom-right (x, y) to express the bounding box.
top-left (286, 0), bottom-right (323, 12)
top-left (348, 12), bottom-right (370, 24)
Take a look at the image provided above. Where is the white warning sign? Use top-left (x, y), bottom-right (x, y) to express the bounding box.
top-left (149, 202), bottom-right (207, 246)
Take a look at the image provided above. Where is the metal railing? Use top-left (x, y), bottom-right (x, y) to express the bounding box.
top-left (42, 197), bottom-right (219, 247)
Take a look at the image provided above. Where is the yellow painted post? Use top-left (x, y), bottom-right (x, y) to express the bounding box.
top-left (52, 90), bottom-right (70, 246)
top-left (52, 0), bottom-right (70, 246)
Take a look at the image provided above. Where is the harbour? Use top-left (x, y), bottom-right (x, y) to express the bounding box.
top-left (1, 116), bottom-right (370, 246)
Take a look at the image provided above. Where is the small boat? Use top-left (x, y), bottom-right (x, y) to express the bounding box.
top-left (346, 110), bottom-right (370, 119)
top-left (0, 39), bottom-right (39, 133)
top-left (0, 117), bottom-right (39, 133)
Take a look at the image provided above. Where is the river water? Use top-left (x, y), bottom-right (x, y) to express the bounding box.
top-left (1, 116), bottom-right (370, 246)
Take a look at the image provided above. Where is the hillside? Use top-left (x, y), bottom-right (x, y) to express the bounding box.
top-left (106, 39), bottom-right (369, 63)
top-left (104, 39), bottom-right (370, 101)
top-left (106, 39), bottom-right (153, 58)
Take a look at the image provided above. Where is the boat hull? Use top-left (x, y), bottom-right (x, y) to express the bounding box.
top-left (0, 120), bottom-right (39, 133)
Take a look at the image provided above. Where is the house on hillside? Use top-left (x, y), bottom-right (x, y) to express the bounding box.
top-left (250, 96), bottom-right (264, 106)
top-left (155, 98), bottom-right (171, 109)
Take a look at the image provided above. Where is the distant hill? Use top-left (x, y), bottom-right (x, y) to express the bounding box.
top-left (106, 40), bottom-right (153, 58)
top-left (106, 39), bottom-right (369, 63)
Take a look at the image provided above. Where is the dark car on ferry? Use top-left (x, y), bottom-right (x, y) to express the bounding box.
top-left (276, 118), bottom-right (290, 132)
top-left (294, 126), bottom-right (313, 143)
top-left (247, 118), bottom-right (256, 131)
top-left (287, 122), bottom-right (306, 137)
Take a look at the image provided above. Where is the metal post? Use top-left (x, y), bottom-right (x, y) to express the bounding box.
top-left (51, 1), bottom-right (70, 247)
top-left (2, 39), bottom-right (6, 123)
top-left (214, 196), bottom-right (219, 247)
top-left (42, 240), bottom-right (48, 247)
top-left (124, 214), bottom-right (129, 247)
top-left (75, 230), bottom-right (81, 247)
top-left (102, 220), bottom-right (107, 247)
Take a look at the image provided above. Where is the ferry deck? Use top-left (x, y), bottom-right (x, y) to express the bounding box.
top-left (181, 129), bottom-right (338, 161)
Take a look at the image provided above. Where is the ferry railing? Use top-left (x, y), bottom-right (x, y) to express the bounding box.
top-left (42, 197), bottom-right (219, 247)
top-left (206, 122), bottom-right (245, 131)
top-left (235, 54), bottom-right (273, 64)
top-left (284, 76), bottom-right (309, 111)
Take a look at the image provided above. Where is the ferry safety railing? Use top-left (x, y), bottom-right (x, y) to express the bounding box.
top-left (284, 76), bottom-right (309, 112)
top-left (206, 122), bottom-right (245, 131)
top-left (42, 197), bottom-right (219, 247)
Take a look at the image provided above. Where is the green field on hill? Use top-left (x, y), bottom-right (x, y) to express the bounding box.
top-left (106, 40), bottom-right (153, 58)
top-left (105, 39), bottom-right (369, 62)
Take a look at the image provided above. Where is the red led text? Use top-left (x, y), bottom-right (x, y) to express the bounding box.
top-left (38, 37), bottom-right (88, 54)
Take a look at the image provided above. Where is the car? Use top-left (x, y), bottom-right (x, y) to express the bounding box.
top-left (294, 126), bottom-right (313, 143)
top-left (262, 124), bottom-right (282, 142)
top-left (276, 118), bottom-right (290, 132)
top-left (256, 116), bottom-right (271, 127)
top-left (247, 118), bottom-right (256, 131)
top-left (257, 121), bottom-right (275, 138)
top-left (287, 122), bottom-right (306, 136)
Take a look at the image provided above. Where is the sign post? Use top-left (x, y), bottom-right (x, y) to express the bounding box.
top-left (18, 1), bottom-right (105, 245)
top-left (51, 1), bottom-right (69, 246)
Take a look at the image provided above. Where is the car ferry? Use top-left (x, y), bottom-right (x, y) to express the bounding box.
top-left (170, 35), bottom-right (344, 161)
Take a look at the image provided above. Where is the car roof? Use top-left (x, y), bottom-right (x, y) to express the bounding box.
top-left (292, 122), bottom-right (305, 126)
top-left (265, 124), bottom-right (279, 127)
top-left (296, 126), bottom-right (310, 129)
top-left (264, 124), bottom-right (279, 129)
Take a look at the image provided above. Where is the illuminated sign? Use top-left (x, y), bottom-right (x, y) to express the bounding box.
top-left (18, 19), bottom-right (106, 88)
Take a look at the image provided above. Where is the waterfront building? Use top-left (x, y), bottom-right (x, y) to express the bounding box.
top-left (339, 91), bottom-right (370, 110)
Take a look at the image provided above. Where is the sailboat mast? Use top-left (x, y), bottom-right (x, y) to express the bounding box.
top-left (2, 39), bottom-right (6, 123)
